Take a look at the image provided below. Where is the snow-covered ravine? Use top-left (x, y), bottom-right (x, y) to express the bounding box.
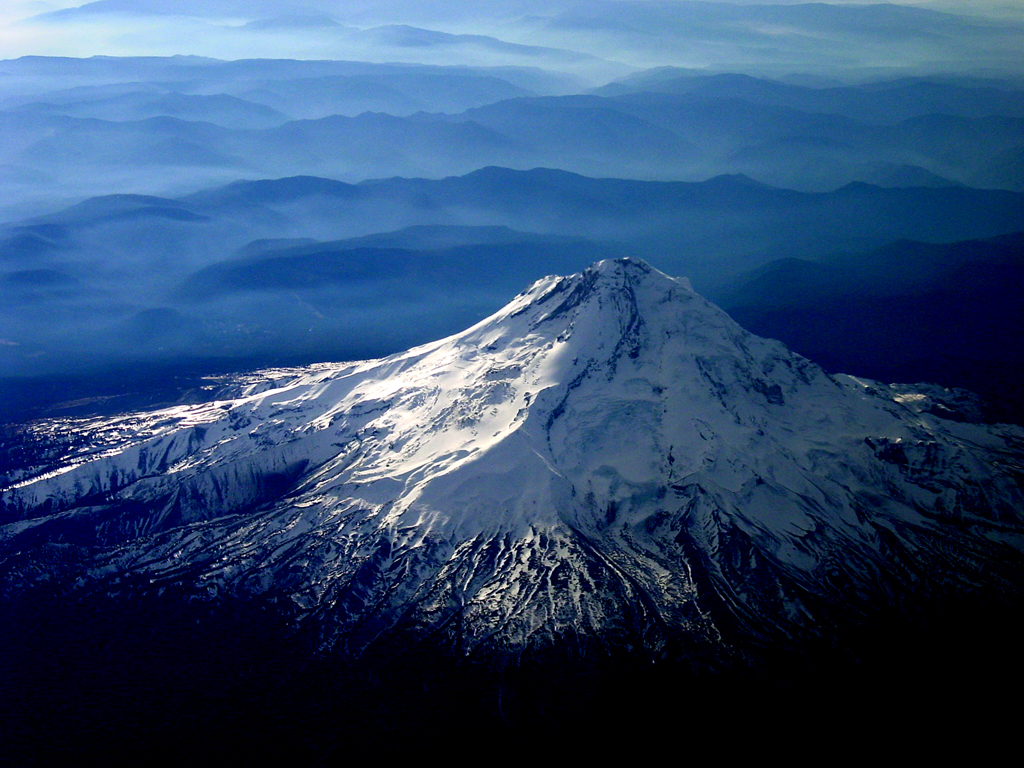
top-left (3, 258), bottom-right (1023, 658)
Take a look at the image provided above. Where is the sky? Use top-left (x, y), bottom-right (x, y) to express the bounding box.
top-left (2, 0), bottom-right (1023, 61)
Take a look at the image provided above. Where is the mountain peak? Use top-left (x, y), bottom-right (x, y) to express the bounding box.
top-left (566, 255), bottom-right (694, 302)
top-left (494, 257), bottom-right (696, 338)
top-left (2, 259), bottom-right (1022, 662)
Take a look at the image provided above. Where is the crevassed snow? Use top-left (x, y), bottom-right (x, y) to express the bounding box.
top-left (3, 258), bottom-right (1022, 653)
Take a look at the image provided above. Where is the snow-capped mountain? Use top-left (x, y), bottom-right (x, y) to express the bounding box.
top-left (3, 258), bottom-right (1023, 663)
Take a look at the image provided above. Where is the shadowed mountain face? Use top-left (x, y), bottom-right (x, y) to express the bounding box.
top-left (714, 231), bottom-right (1024, 424)
top-left (3, 259), bottom-right (1023, 757)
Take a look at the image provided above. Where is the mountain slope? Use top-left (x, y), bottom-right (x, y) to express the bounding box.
top-left (714, 231), bottom-right (1024, 424)
top-left (4, 258), bottom-right (1022, 665)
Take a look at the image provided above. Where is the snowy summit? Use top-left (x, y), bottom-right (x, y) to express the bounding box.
top-left (2, 258), bottom-right (1023, 660)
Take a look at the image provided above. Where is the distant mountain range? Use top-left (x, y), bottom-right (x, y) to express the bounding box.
top-left (27, 1), bottom-right (1024, 76)
top-left (3, 70), bottom-right (1022, 196)
top-left (2, 57), bottom-right (1022, 227)
top-left (3, 168), bottom-right (1024, 421)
